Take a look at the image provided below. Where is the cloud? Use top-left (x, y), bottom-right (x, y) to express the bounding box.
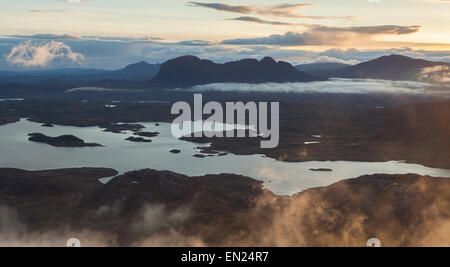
top-left (188, 2), bottom-right (355, 20)
top-left (82, 36), bottom-right (163, 42)
top-left (188, 2), bottom-right (253, 14)
top-left (9, 34), bottom-right (81, 40)
top-left (252, 3), bottom-right (315, 18)
top-left (417, 65), bottom-right (450, 83)
top-left (222, 31), bottom-right (320, 46)
top-left (185, 79), bottom-right (441, 95)
top-left (228, 16), bottom-right (298, 26)
top-left (6, 34), bottom-right (163, 43)
top-left (301, 55), bottom-right (360, 65)
top-left (131, 205), bottom-right (191, 235)
top-left (222, 25), bottom-right (421, 46)
top-left (172, 40), bottom-right (213, 46)
top-left (5, 41), bottom-right (84, 67)
top-left (310, 24), bottom-right (421, 35)
top-left (28, 9), bottom-right (64, 13)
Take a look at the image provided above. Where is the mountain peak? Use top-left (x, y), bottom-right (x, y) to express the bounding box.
top-left (358, 54), bottom-right (442, 69)
top-left (168, 55), bottom-right (202, 63)
top-left (123, 61), bottom-right (150, 71)
top-left (260, 57), bottom-right (277, 64)
top-left (327, 54), bottom-right (447, 81)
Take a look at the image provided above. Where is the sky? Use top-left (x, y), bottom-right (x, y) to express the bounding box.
top-left (0, 0), bottom-right (449, 70)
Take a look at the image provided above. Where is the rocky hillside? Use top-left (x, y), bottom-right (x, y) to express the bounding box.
top-left (1, 168), bottom-right (448, 246)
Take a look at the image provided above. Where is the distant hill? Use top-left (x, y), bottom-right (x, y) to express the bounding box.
top-left (295, 62), bottom-right (352, 78)
top-left (327, 54), bottom-right (450, 82)
top-left (0, 68), bottom-right (106, 77)
top-left (96, 61), bottom-right (160, 81)
top-left (0, 61), bottom-right (161, 84)
top-left (151, 56), bottom-right (325, 85)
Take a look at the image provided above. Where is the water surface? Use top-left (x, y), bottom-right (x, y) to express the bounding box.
top-left (0, 119), bottom-right (449, 195)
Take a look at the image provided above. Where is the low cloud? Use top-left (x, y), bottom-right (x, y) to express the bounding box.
top-left (301, 55), bottom-right (360, 65)
top-left (5, 41), bottom-right (84, 67)
top-left (417, 65), bottom-right (450, 83)
top-left (1, 174), bottom-right (449, 247)
top-left (131, 205), bottom-right (191, 235)
top-left (186, 79), bottom-right (443, 96)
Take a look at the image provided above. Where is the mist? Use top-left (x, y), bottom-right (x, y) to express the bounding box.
top-left (1, 174), bottom-right (448, 247)
top-left (186, 78), bottom-right (450, 97)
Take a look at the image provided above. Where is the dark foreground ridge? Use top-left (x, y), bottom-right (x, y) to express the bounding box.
top-left (28, 133), bottom-right (103, 147)
top-left (0, 168), bottom-right (448, 246)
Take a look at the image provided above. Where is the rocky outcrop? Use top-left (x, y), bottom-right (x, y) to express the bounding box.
top-left (28, 133), bottom-right (103, 147)
top-left (125, 136), bottom-right (152, 143)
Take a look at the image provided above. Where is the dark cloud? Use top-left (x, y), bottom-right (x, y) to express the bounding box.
top-left (310, 24), bottom-right (421, 35)
top-left (250, 3), bottom-right (314, 18)
top-left (188, 2), bottom-right (253, 14)
top-left (228, 16), bottom-right (298, 26)
top-left (222, 25), bottom-right (422, 46)
top-left (188, 2), bottom-right (355, 20)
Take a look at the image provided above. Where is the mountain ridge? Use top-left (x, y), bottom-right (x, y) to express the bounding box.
top-left (327, 54), bottom-right (450, 82)
top-left (150, 55), bottom-right (325, 85)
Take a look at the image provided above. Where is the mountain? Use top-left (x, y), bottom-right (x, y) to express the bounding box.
top-left (95, 61), bottom-right (160, 81)
top-left (151, 56), bottom-right (325, 85)
top-left (0, 61), bottom-right (161, 84)
top-left (328, 54), bottom-right (450, 82)
top-left (295, 62), bottom-right (351, 72)
top-left (295, 62), bottom-right (352, 78)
